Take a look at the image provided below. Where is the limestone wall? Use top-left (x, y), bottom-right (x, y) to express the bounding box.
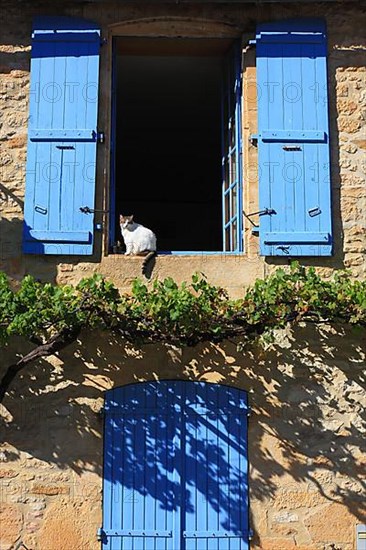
top-left (0, 324), bottom-right (365, 549)
top-left (0, 3), bottom-right (365, 547)
top-left (0, 1), bottom-right (365, 296)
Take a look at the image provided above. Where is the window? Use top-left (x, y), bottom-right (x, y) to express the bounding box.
top-left (22, 16), bottom-right (333, 257)
top-left (110, 37), bottom-right (242, 253)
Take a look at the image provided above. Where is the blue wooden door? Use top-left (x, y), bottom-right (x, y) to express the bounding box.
top-left (23, 16), bottom-right (101, 255)
top-left (102, 381), bottom-right (249, 550)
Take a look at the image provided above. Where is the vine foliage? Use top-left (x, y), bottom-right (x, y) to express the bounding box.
top-left (0, 262), bottom-right (365, 402)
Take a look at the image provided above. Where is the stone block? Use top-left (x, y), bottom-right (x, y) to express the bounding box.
top-left (338, 117), bottom-right (362, 133)
top-left (0, 504), bottom-right (23, 547)
top-left (304, 503), bottom-right (356, 544)
top-left (31, 483), bottom-right (70, 496)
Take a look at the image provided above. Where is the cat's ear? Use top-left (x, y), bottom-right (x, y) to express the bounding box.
top-left (129, 215), bottom-right (134, 223)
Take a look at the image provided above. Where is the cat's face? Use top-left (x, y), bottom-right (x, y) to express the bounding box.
top-left (120, 214), bottom-right (134, 229)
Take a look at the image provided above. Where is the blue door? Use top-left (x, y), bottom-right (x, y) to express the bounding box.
top-left (102, 381), bottom-right (249, 550)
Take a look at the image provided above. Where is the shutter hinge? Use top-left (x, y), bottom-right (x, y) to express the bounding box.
top-left (276, 245), bottom-right (290, 254)
top-left (91, 130), bottom-right (105, 143)
top-left (249, 134), bottom-right (258, 146)
top-left (248, 528), bottom-right (254, 540)
top-left (247, 406), bottom-right (252, 418)
top-left (97, 528), bottom-right (106, 542)
top-left (100, 38), bottom-right (107, 47)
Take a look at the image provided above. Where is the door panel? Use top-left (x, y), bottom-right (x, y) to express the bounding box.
top-left (102, 381), bottom-right (249, 550)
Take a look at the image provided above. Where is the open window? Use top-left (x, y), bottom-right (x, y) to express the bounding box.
top-left (22, 17), bottom-right (332, 258)
top-left (110, 37), bottom-right (243, 254)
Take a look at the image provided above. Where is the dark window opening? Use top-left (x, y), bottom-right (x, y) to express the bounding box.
top-left (113, 38), bottom-right (233, 252)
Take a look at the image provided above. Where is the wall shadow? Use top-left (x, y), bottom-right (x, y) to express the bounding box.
top-left (0, 322), bottom-right (365, 548)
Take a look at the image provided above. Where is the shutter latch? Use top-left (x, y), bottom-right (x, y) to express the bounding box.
top-left (308, 206), bottom-right (322, 217)
top-left (243, 207), bottom-right (276, 228)
top-left (282, 145), bottom-right (302, 151)
top-left (80, 206), bottom-right (109, 215)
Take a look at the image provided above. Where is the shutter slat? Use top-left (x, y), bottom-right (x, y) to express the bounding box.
top-left (256, 18), bottom-right (333, 256)
top-left (28, 230), bottom-right (90, 242)
top-left (23, 16), bottom-right (100, 255)
top-left (264, 231), bottom-right (330, 243)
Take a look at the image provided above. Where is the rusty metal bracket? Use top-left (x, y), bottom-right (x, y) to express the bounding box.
top-left (243, 207), bottom-right (276, 228)
top-left (80, 206), bottom-right (109, 215)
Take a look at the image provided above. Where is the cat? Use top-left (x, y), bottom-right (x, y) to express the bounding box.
top-left (119, 214), bottom-right (157, 276)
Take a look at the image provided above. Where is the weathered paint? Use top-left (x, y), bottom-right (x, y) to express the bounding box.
top-left (102, 381), bottom-right (249, 550)
top-left (256, 19), bottom-right (333, 256)
top-left (23, 17), bottom-right (100, 255)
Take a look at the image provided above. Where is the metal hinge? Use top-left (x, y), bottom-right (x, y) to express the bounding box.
top-left (276, 245), bottom-right (290, 254)
top-left (100, 38), bottom-right (107, 47)
top-left (91, 130), bottom-right (105, 143)
top-left (97, 528), bottom-right (106, 542)
top-left (249, 134), bottom-right (258, 146)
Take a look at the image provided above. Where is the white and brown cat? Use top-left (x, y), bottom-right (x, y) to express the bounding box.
top-left (119, 214), bottom-right (157, 275)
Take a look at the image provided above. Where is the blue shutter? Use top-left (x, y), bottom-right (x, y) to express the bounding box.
top-left (102, 381), bottom-right (249, 550)
top-left (23, 17), bottom-right (101, 255)
top-left (222, 44), bottom-right (243, 252)
top-left (255, 19), bottom-right (332, 256)
top-left (183, 382), bottom-right (249, 550)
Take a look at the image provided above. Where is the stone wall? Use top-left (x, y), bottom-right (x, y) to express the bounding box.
top-left (0, 324), bottom-right (365, 549)
top-left (0, 1), bottom-right (365, 295)
top-left (0, 2), bottom-right (365, 549)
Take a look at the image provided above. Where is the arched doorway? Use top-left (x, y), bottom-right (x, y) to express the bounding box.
top-left (101, 380), bottom-right (249, 549)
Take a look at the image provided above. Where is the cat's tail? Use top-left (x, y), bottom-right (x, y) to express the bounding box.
top-left (142, 251), bottom-right (157, 277)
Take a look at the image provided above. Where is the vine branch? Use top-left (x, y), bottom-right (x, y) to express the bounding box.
top-left (0, 263), bottom-right (365, 404)
top-left (0, 328), bottom-right (80, 403)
